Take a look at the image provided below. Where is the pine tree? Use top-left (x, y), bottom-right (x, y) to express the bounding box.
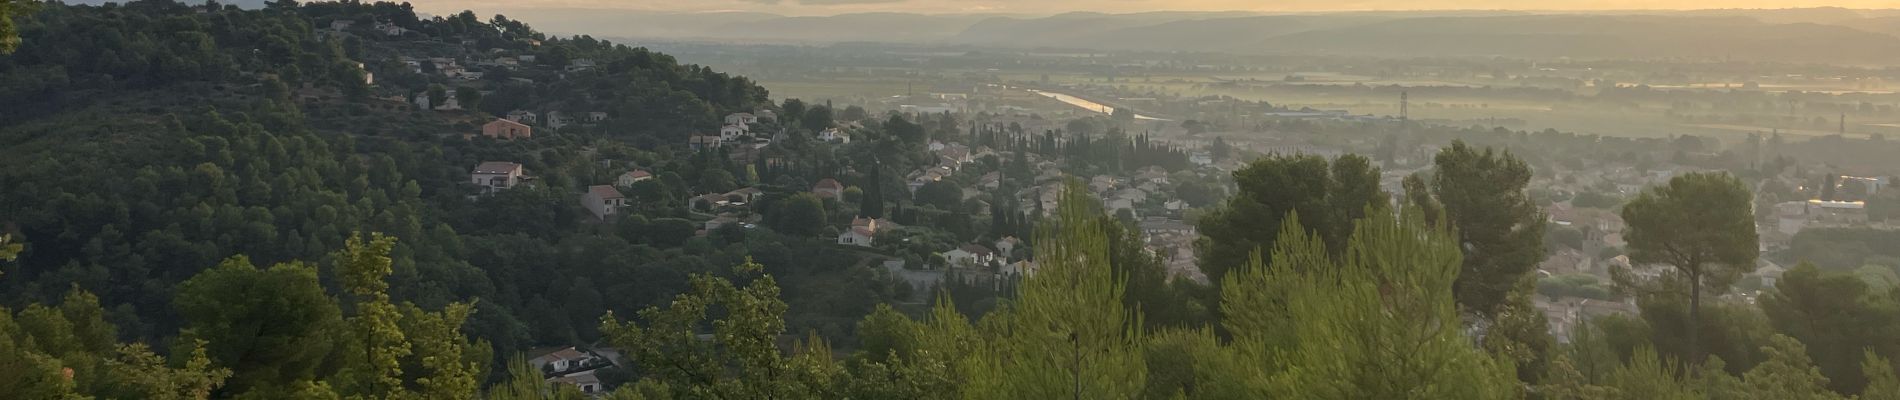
top-left (962, 180), bottom-right (1147, 399)
top-left (1222, 207), bottom-right (1518, 399)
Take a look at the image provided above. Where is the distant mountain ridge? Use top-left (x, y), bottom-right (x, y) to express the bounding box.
top-left (472, 7), bottom-right (1900, 64)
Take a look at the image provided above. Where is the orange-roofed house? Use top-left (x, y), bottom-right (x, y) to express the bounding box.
top-left (482, 118), bottom-right (533, 140)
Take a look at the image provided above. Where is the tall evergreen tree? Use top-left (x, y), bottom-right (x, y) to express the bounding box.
top-left (1618, 172), bottom-right (1758, 363)
top-left (961, 180), bottom-right (1146, 399)
top-left (1422, 141), bottom-right (1547, 316)
top-left (863, 158), bottom-right (886, 219)
top-left (1222, 207), bottom-right (1519, 399)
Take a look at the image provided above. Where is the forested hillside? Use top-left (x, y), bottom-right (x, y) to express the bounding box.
top-left (0, 0), bottom-right (852, 379)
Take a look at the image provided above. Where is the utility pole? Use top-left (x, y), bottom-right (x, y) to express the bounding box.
top-left (1400, 91), bottom-right (1411, 138)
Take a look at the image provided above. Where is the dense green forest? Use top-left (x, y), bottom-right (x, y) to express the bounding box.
top-left (5, 1), bottom-right (1900, 399)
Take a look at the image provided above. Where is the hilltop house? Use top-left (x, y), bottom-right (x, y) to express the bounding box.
top-left (481, 119), bottom-right (533, 140)
top-left (812, 178), bottom-right (844, 200)
top-left (470, 162), bottom-right (524, 193)
top-left (838, 217), bottom-right (894, 247)
top-left (616, 169), bottom-right (653, 187)
top-left (581, 185), bottom-right (626, 220)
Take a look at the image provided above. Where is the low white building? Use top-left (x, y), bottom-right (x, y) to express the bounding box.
top-left (581, 185), bottom-right (626, 220)
top-left (471, 162), bottom-right (524, 193)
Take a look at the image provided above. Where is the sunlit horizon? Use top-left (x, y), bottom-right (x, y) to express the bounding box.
top-left (406, 0), bottom-right (1900, 18)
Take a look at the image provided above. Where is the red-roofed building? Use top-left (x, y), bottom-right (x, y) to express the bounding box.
top-left (481, 119), bottom-right (533, 140)
top-left (616, 169), bottom-right (653, 187)
top-left (812, 178), bottom-right (844, 199)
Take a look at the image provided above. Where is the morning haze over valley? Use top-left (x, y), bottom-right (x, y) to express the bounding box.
top-left (3, 0), bottom-right (1900, 399)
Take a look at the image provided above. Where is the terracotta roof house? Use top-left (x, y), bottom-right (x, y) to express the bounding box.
top-left (812, 178), bottom-right (844, 199)
top-left (549, 372), bottom-right (602, 395)
top-left (616, 169), bottom-right (653, 187)
top-left (481, 119), bottom-right (533, 140)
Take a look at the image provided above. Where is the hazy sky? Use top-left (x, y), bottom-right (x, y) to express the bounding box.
top-left (409, 0), bottom-right (1897, 16)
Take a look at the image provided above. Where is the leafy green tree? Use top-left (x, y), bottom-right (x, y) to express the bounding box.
top-left (1619, 172), bottom-right (1758, 363)
top-left (803, 105), bottom-right (834, 132)
top-left (0, 233), bottom-right (19, 262)
top-left (175, 256), bottom-right (342, 396)
top-left (863, 161), bottom-right (887, 218)
top-left (1419, 141), bottom-right (1547, 316)
top-left (699, 169), bottom-right (737, 193)
top-left (330, 233), bottom-right (482, 400)
top-left (1742, 335), bottom-right (1842, 400)
top-left (1604, 347), bottom-right (1698, 400)
top-left (599, 259), bottom-right (840, 399)
top-left (1539, 353), bottom-right (1618, 400)
top-left (1222, 207), bottom-right (1518, 399)
top-left (455, 86), bottom-right (482, 112)
top-left (1862, 351), bottom-right (1900, 400)
top-left (913, 180), bottom-right (962, 211)
top-left (428, 84), bottom-right (449, 108)
top-left (1139, 328), bottom-right (1247, 400)
top-left (1485, 276), bottom-right (1555, 385)
top-left (335, 234), bottom-right (411, 398)
top-left (0, 0), bottom-right (30, 53)
top-left (959, 181), bottom-right (1146, 399)
top-left (1196, 153), bottom-right (1384, 286)
top-left (768, 193), bottom-right (828, 237)
top-left (1759, 263), bottom-right (1900, 394)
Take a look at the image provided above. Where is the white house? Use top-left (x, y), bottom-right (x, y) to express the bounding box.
top-left (819, 127), bottom-right (850, 143)
top-left (617, 169), bottom-right (653, 187)
top-left (581, 185), bottom-right (626, 220)
top-left (529, 347), bottom-right (594, 375)
top-left (550, 371), bottom-right (602, 394)
top-left (471, 162), bottom-right (524, 193)
top-left (941, 244), bottom-right (996, 268)
top-left (839, 226), bottom-right (875, 247)
top-left (720, 124), bottom-right (748, 142)
top-left (838, 217), bottom-right (892, 247)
